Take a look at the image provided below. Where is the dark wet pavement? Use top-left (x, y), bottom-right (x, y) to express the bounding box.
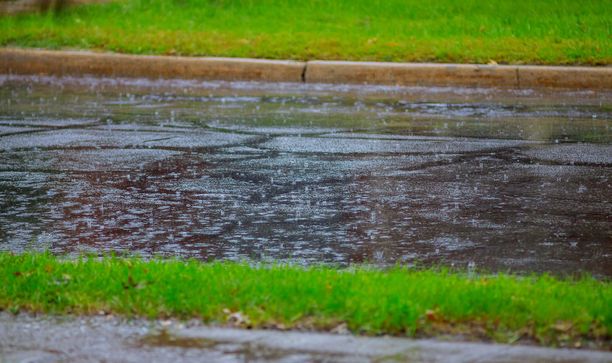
top-left (2, 313), bottom-right (612, 363)
top-left (0, 75), bottom-right (611, 276)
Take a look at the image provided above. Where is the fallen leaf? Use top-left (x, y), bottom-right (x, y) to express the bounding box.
top-left (553, 321), bottom-right (573, 332)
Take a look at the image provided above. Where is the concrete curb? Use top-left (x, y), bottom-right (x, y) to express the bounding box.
top-left (1, 48), bottom-right (611, 90)
top-left (306, 60), bottom-right (518, 88)
top-left (306, 60), bottom-right (612, 90)
top-left (0, 48), bottom-right (306, 83)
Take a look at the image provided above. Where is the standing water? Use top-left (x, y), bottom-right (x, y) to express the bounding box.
top-left (0, 75), bottom-right (610, 276)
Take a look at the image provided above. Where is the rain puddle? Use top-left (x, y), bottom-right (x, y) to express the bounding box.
top-left (137, 330), bottom-right (337, 362)
top-left (138, 330), bottom-right (220, 349)
top-left (0, 75), bottom-right (610, 276)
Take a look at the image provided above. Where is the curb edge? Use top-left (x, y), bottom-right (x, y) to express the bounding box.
top-left (1, 48), bottom-right (611, 90)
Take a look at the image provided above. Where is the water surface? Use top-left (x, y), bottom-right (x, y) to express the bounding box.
top-left (1, 75), bottom-right (610, 276)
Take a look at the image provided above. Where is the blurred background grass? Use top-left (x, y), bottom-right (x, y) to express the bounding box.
top-left (0, 0), bottom-right (610, 64)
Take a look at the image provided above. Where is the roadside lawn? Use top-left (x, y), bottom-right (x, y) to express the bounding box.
top-left (0, 0), bottom-right (610, 65)
top-left (1, 253), bottom-right (610, 349)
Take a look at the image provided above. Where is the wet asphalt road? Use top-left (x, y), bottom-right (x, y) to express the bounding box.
top-left (0, 75), bottom-right (611, 276)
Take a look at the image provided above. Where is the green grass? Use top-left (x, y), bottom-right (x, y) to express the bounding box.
top-left (1, 253), bottom-right (610, 348)
top-left (0, 0), bottom-right (610, 65)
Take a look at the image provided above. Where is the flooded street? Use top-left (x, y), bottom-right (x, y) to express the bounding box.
top-left (1, 75), bottom-right (611, 276)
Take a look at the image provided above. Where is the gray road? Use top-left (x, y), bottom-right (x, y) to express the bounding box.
top-left (1, 75), bottom-right (611, 276)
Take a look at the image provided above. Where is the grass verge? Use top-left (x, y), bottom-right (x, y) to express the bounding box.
top-left (0, 0), bottom-right (610, 65)
top-left (1, 252), bottom-right (610, 349)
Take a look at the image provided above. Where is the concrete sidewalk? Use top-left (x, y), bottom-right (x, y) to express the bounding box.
top-left (1, 48), bottom-right (611, 89)
top-left (1, 313), bottom-right (610, 363)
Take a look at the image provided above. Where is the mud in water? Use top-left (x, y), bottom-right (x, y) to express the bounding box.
top-left (0, 75), bottom-right (610, 276)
